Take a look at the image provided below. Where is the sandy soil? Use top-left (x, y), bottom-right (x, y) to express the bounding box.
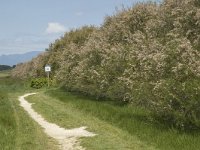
top-left (18, 93), bottom-right (96, 150)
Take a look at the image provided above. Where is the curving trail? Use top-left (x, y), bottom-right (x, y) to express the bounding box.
top-left (18, 93), bottom-right (96, 150)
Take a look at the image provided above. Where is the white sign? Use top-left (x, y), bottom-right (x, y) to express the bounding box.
top-left (45, 65), bottom-right (51, 72)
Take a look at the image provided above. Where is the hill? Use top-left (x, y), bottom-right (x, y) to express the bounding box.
top-left (0, 51), bottom-right (42, 66)
top-left (0, 65), bottom-right (12, 71)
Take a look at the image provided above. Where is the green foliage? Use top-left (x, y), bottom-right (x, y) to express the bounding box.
top-left (151, 79), bottom-right (200, 130)
top-left (30, 78), bottom-right (49, 89)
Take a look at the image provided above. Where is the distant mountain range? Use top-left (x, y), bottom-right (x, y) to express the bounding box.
top-left (0, 51), bottom-right (43, 66)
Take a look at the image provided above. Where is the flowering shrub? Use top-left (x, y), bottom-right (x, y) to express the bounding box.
top-left (11, 52), bottom-right (48, 79)
top-left (12, 0), bottom-right (200, 129)
top-left (151, 79), bottom-right (200, 129)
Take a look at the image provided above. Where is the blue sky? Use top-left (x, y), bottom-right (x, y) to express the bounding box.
top-left (0, 0), bottom-right (158, 55)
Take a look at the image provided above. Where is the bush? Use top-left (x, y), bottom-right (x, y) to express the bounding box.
top-left (151, 79), bottom-right (200, 130)
top-left (30, 78), bottom-right (49, 89)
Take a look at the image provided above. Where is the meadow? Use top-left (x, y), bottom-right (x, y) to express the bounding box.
top-left (0, 70), bottom-right (11, 78)
top-left (27, 89), bottom-right (200, 150)
top-left (1, 71), bottom-right (200, 150)
top-left (0, 71), bottom-right (58, 150)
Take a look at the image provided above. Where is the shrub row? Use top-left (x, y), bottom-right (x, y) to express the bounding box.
top-left (13, 0), bottom-right (200, 130)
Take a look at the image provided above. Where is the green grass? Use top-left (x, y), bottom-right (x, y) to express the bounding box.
top-left (0, 72), bottom-right (59, 150)
top-left (1, 70), bottom-right (200, 150)
top-left (0, 70), bottom-right (11, 78)
top-left (26, 88), bottom-right (200, 150)
top-left (0, 92), bottom-right (16, 149)
top-left (27, 90), bottom-right (156, 150)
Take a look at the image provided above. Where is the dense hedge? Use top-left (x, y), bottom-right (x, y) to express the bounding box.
top-left (12, 0), bottom-right (200, 129)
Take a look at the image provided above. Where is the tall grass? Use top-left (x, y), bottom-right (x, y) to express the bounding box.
top-left (46, 88), bottom-right (200, 150)
top-left (0, 92), bottom-right (16, 149)
top-left (0, 72), bottom-right (20, 149)
top-left (0, 70), bottom-right (11, 78)
top-left (0, 72), bottom-right (58, 150)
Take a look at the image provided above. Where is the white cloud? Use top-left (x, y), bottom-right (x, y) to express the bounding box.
top-left (75, 12), bottom-right (83, 16)
top-left (46, 22), bottom-right (67, 34)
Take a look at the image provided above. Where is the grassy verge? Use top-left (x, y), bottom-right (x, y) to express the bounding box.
top-left (0, 70), bottom-right (11, 78)
top-left (26, 88), bottom-right (200, 150)
top-left (9, 93), bottom-right (58, 150)
top-left (0, 72), bottom-right (58, 150)
top-left (27, 90), bottom-right (156, 150)
top-left (0, 92), bottom-right (16, 149)
top-left (2, 69), bottom-right (200, 150)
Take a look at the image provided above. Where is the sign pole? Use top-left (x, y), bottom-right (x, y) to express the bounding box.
top-left (47, 71), bottom-right (50, 87)
top-left (45, 65), bottom-right (51, 88)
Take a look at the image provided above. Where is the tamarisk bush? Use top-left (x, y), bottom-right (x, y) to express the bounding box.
top-left (12, 0), bottom-right (200, 129)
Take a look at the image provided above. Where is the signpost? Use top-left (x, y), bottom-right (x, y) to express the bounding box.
top-left (45, 65), bottom-right (51, 87)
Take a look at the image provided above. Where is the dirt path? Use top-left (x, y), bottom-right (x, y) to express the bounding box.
top-left (18, 93), bottom-right (96, 150)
